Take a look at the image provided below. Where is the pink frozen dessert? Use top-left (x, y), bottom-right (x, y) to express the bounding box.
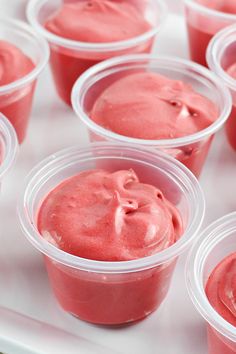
top-left (90, 72), bottom-right (218, 176)
top-left (206, 252), bottom-right (236, 354)
top-left (38, 168), bottom-right (183, 324)
top-left (45, 0), bottom-right (151, 43)
top-left (185, 0), bottom-right (236, 66)
top-left (38, 169), bottom-right (182, 260)
top-left (44, 0), bottom-right (153, 105)
top-left (0, 40), bottom-right (35, 143)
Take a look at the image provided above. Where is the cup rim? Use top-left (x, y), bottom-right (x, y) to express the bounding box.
top-left (0, 113), bottom-right (18, 180)
top-left (18, 142), bottom-right (205, 274)
top-left (71, 54), bottom-right (232, 148)
top-left (186, 212), bottom-right (236, 342)
top-left (184, 0), bottom-right (236, 21)
top-left (26, 0), bottom-right (168, 52)
top-left (0, 17), bottom-right (49, 95)
top-left (207, 24), bottom-right (236, 91)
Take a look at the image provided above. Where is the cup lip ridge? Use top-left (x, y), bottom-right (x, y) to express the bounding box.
top-left (0, 113), bottom-right (18, 180)
top-left (71, 54), bottom-right (232, 148)
top-left (0, 17), bottom-right (49, 95)
top-left (186, 212), bottom-right (236, 342)
top-left (207, 23), bottom-right (236, 91)
top-left (17, 142), bottom-right (205, 274)
top-left (184, 0), bottom-right (236, 21)
top-left (26, 0), bottom-right (168, 52)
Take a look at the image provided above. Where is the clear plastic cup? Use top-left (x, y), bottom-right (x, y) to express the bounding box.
top-left (207, 24), bottom-right (236, 151)
top-left (184, 0), bottom-right (236, 66)
top-left (71, 54), bottom-right (232, 178)
top-left (0, 17), bottom-right (49, 144)
top-left (18, 142), bottom-right (205, 325)
top-left (0, 113), bottom-right (18, 183)
top-left (26, 0), bottom-right (167, 106)
top-left (186, 212), bottom-right (236, 354)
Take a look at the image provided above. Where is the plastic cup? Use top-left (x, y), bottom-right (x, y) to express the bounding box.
top-left (207, 24), bottom-right (236, 151)
top-left (18, 142), bottom-right (205, 325)
top-left (26, 0), bottom-right (167, 106)
top-left (0, 17), bottom-right (49, 144)
top-left (0, 113), bottom-right (18, 184)
top-left (71, 54), bottom-right (232, 178)
top-left (184, 0), bottom-right (236, 66)
top-left (186, 212), bottom-right (236, 354)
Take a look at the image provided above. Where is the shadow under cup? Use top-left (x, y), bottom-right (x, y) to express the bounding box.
top-left (72, 55), bottom-right (231, 178)
top-left (27, 0), bottom-right (167, 106)
top-left (186, 213), bottom-right (236, 354)
top-left (18, 143), bottom-right (204, 325)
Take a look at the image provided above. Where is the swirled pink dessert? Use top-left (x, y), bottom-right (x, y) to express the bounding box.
top-left (206, 253), bottom-right (236, 327)
top-left (44, 0), bottom-right (154, 105)
top-left (90, 72), bottom-right (218, 140)
top-left (0, 40), bottom-right (35, 143)
top-left (0, 40), bottom-right (34, 85)
top-left (45, 0), bottom-right (151, 43)
top-left (38, 169), bottom-right (182, 261)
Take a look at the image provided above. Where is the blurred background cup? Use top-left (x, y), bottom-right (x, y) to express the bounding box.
top-left (27, 0), bottom-right (168, 106)
top-left (0, 17), bottom-right (49, 143)
top-left (184, 0), bottom-right (236, 66)
top-left (0, 113), bottom-right (18, 187)
top-left (18, 143), bottom-right (205, 325)
top-left (207, 24), bottom-right (236, 151)
top-left (186, 212), bottom-right (236, 354)
top-left (72, 54), bottom-right (232, 178)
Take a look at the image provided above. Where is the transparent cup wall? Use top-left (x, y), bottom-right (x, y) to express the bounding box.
top-left (184, 1), bottom-right (236, 66)
top-left (0, 113), bottom-right (18, 189)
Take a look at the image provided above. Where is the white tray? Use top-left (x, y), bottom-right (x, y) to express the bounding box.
top-left (1, 1), bottom-right (236, 353)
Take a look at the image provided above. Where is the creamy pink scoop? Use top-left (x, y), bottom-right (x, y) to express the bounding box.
top-left (206, 253), bottom-right (236, 327)
top-left (90, 72), bottom-right (218, 140)
top-left (0, 40), bottom-right (34, 86)
top-left (38, 169), bottom-right (182, 262)
top-left (45, 0), bottom-right (151, 43)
